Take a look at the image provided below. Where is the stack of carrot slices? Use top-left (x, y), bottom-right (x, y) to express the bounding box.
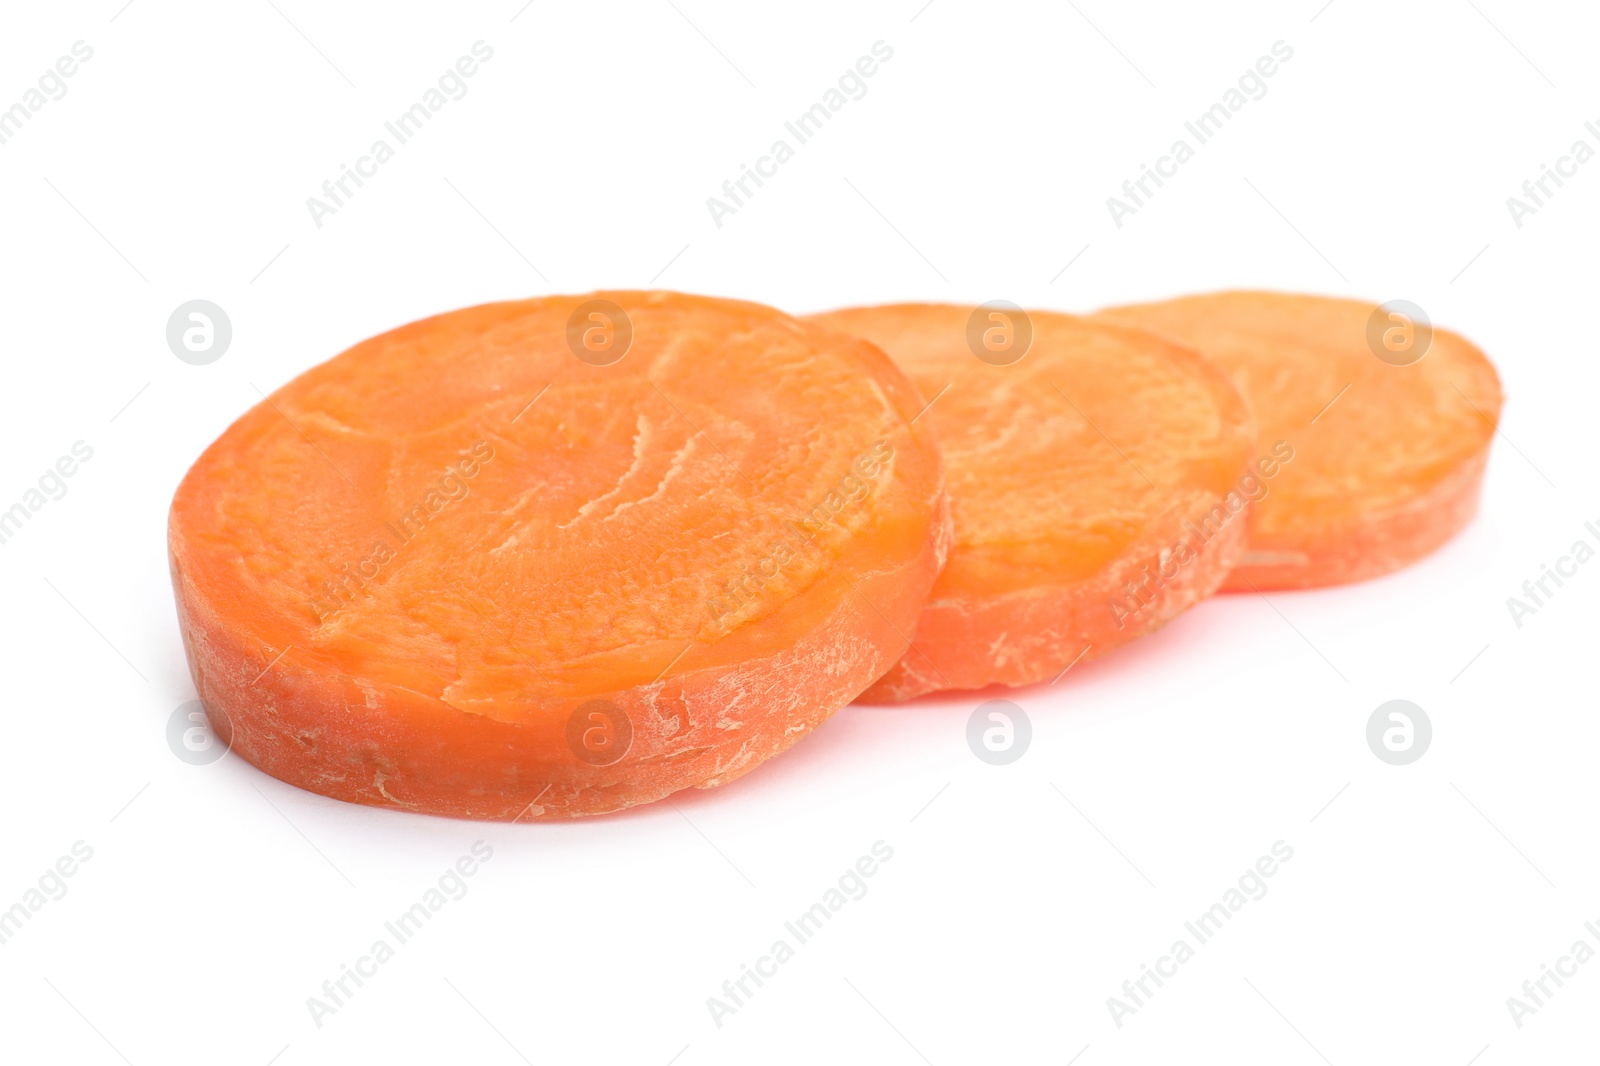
top-left (168, 289), bottom-right (1501, 819)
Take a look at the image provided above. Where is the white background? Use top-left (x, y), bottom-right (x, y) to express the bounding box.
top-left (0, 1), bottom-right (1595, 1063)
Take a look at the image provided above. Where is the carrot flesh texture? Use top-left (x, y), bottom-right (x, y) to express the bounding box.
top-left (168, 292), bottom-right (950, 819)
top-left (807, 304), bottom-right (1256, 703)
top-left (1098, 292), bottom-right (1503, 591)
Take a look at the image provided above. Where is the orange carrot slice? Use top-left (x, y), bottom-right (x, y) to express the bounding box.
top-left (168, 292), bottom-right (950, 819)
top-left (1098, 292), bottom-right (1502, 590)
top-left (807, 303), bottom-right (1255, 702)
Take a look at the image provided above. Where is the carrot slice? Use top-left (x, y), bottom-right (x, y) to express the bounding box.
top-left (168, 292), bottom-right (950, 819)
top-left (1098, 292), bottom-right (1502, 590)
top-left (807, 304), bottom-right (1255, 702)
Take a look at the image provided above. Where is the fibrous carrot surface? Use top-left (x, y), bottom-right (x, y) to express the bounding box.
top-left (1099, 291), bottom-right (1502, 590)
top-left (169, 292), bottom-right (949, 819)
top-left (808, 303), bottom-right (1255, 702)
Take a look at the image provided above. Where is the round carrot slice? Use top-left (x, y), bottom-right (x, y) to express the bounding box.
top-left (168, 292), bottom-right (949, 819)
top-left (1098, 292), bottom-right (1502, 590)
top-left (806, 304), bottom-right (1255, 702)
